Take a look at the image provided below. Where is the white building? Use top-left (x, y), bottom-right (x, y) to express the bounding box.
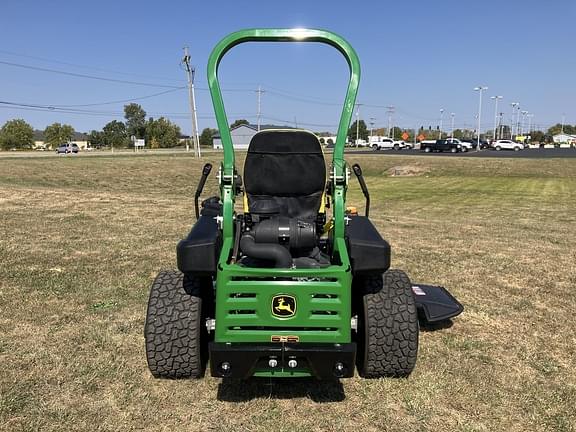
top-left (212, 124), bottom-right (295, 149)
top-left (553, 133), bottom-right (576, 144)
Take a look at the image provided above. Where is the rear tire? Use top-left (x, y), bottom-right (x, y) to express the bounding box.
top-left (450, 147), bottom-right (457, 153)
top-left (424, 147), bottom-right (431, 153)
top-left (495, 146), bottom-right (501, 151)
top-left (356, 270), bottom-right (419, 378)
top-left (144, 270), bottom-right (210, 379)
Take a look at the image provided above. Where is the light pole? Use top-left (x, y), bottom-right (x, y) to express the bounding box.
top-left (474, 86), bottom-right (488, 151)
top-left (369, 117), bottom-right (376, 145)
top-left (450, 113), bottom-right (455, 139)
top-left (510, 102), bottom-right (519, 139)
top-left (561, 113), bottom-right (565, 135)
top-left (355, 104), bottom-right (360, 146)
top-left (491, 96), bottom-right (503, 141)
top-left (527, 114), bottom-right (534, 143)
top-left (520, 111), bottom-right (528, 135)
top-left (438, 109), bottom-right (444, 139)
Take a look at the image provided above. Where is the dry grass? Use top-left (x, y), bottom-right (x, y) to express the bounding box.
top-left (1, 153), bottom-right (575, 431)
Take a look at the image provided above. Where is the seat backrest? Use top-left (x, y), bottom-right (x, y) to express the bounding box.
top-left (244, 130), bottom-right (326, 220)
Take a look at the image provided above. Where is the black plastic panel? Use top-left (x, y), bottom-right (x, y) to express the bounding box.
top-left (176, 215), bottom-right (221, 275)
top-left (345, 216), bottom-right (391, 274)
top-left (209, 342), bottom-right (356, 379)
top-left (412, 284), bottom-right (464, 322)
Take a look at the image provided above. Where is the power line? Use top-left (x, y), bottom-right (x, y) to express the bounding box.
top-left (0, 49), bottom-right (185, 83)
top-left (0, 60), bottom-right (183, 89)
top-left (53, 87), bottom-right (185, 107)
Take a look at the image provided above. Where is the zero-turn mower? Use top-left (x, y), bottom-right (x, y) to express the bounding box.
top-left (144, 28), bottom-right (463, 380)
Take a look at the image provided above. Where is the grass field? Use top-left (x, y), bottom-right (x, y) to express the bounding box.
top-left (1, 153), bottom-right (575, 432)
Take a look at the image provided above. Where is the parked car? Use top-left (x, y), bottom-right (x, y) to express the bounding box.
top-left (371, 138), bottom-right (406, 150)
top-left (461, 139), bottom-right (490, 149)
top-left (491, 139), bottom-right (523, 151)
top-left (56, 143), bottom-right (79, 154)
top-left (445, 138), bottom-right (472, 152)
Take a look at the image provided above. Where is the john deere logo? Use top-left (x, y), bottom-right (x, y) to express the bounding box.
top-left (272, 295), bottom-right (296, 318)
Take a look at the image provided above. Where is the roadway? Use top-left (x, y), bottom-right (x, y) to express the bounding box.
top-left (345, 148), bottom-right (576, 158)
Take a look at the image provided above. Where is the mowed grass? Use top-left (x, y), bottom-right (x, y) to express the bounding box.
top-left (0, 153), bottom-right (575, 432)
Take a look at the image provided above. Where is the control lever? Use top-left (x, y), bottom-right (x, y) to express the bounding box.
top-left (352, 163), bottom-right (370, 217)
top-left (194, 163), bottom-right (213, 219)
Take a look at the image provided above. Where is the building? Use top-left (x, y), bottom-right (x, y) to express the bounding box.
top-left (553, 133), bottom-right (576, 145)
top-left (212, 124), bottom-right (295, 149)
top-left (33, 130), bottom-right (89, 150)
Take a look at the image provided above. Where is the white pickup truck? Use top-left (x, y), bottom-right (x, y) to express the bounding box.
top-left (371, 138), bottom-right (407, 150)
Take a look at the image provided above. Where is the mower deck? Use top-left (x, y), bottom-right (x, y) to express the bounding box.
top-left (412, 284), bottom-right (464, 323)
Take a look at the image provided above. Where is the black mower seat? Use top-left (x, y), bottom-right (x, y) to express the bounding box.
top-left (244, 130), bottom-right (326, 220)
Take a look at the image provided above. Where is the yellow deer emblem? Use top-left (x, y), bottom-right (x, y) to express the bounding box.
top-left (272, 295), bottom-right (296, 317)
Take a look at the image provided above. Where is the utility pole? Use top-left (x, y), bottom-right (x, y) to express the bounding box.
top-left (450, 113), bottom-right (455, 139)
top-left (474, 86), bottom-right (488, 151)
top-left (182, 47), bottom-right (200, 157)
top-left (491, 96), bottom-right (503, 141)
top-left (256, 85), bottom-right (265, 131)
top-left (386, 105), bottom-right (395, 138)
top-left (561, 113), bottom-right (565, 135)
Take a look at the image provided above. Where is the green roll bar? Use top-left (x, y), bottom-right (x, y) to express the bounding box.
top-left (207, 28), bottom-right (361, 242)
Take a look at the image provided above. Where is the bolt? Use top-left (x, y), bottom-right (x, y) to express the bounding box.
top-left (268, 359), bottom-right (278, 368)
top-left (334, 362), bottom-right (346, 377)
top-left (288, 359), bottom-right (298, 368)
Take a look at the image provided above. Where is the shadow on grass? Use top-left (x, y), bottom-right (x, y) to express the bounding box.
top-left (217, 377), bottom-right (345, 402)
top-left (419, 318), bottom-right (454, 332)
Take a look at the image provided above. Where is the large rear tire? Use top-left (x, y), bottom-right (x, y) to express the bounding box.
top-left (356, 270), bottom-right (419, 378)
top-left (144, 270), bottom-right (211, 379)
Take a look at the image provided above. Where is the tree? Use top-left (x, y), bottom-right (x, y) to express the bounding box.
top-left (124, 103), bottom-right (147, 138)
top-left (145, 117), bottom-right (181, 148)
top-left (0, 119), bottom-right (34, 150)
top-left (230, 119), bottom-right (249, 129)
top-left (199, 128), bottom-right (218, 147)
top-left (87, 130), bottom-right (105, 148)
top-left (44, 123), bottom-right (75, 148)
top-left (102, 120), bottom-right (128, 148)
top-left (547, 123), bottom-right (575, 136)
top-left (347, 120), bottom-right (368, 143)
top-left (529, 130), bottom-right (545, 143)
top-left (390, 126), bottom-right (403, 140)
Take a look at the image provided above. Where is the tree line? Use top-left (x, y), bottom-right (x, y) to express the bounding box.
top-left (0, 103), bottom-right (182, 150)
top-left (0, 115), bottom-right (572, 151)
top-left (87, 104), bottom-right (181, 149)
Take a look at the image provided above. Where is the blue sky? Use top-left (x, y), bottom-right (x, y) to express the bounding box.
top-left (1, 0), bottom-right (574, 135)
